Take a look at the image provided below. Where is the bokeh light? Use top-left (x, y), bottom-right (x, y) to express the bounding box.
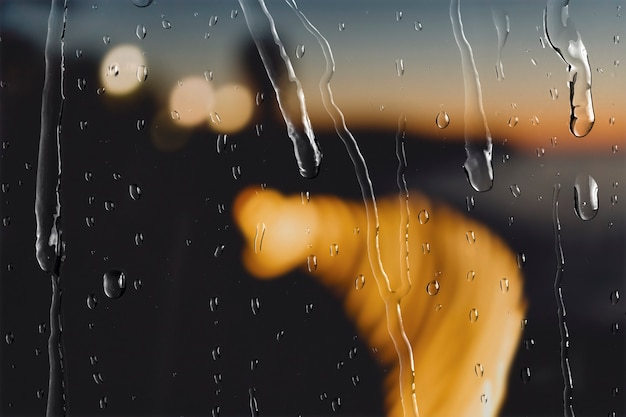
top-left (168, 76), bottom-right (215, 128)
top-left (99, 45), bottom-right (146, 96)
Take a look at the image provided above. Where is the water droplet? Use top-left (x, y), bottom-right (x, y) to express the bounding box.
top-left (92, 372), bottom-right (104, 384)
top-left (231, 165), bottom-right (242, 180)
top-left (610, 290), bottom-right (620, 305)
top-left (508, 116), bottom-right (519, 127)
top-left (99, 396), bottom-right (108, 409)
top-left (103, 270), bottom-right (126, 299)
top-left (395, 58), bottom-right (405, 76)
top-left (86, 294), bottom-right (98, 309)
top-left (102, 35), bottom-right (110, 45)
top-left (136, 65), bottom-right (148, 82)
top-left (129, 184), bottom-right (141, 200)
top-left (614, 35), bottom-right (620, 44)
top-left (133, 279), bottom-right (142, 290)
top-left (355, 274), bottom-right (365, 290)
top-left (395, 11), bottom-right (403, 21)
top-left (435, 111), bottom-right (450, 129)
top-left (466, 270), bottom-right (475, 281)
top-left (351, 375), bottom-right (360, 386)
top-left (612, 144), bottom-right (619, 154)
top-left (113, 172), bottom-right (122, 181)
top-left (306, 255), bottom-right (317, 272)
top-left (500, 277), bottom-right (510, 293)
top-left (136, 119), bottom-right (146, 130)
top-left (131, 0), bottom-right (153, 6)
top-left (550, 88), bottom-right (559, 100)
top-left (209, 15), bottom-right (218, 26)
top-left (524, 338), bottom-right (535, 350)
top-left (466, 195), bottom-right (475, 211)
top-left (38, 323), bottom-right (47, 334)
top-left (213, 244), bottom-right (225, 258)
top-left (329, 243), bottom-right (339, 256)
top-left (574, 173), bottom-right (599, 221)
top-left (469, 308), bottom-right (479, 323)
top-left (75, 49), bottom-right (83, 58)
top-left (417, 209), bottom-right (430, 224)
top-left (480, 394), bottom-right (488, 404)
top-left (211, 346), bottom-right (221, 360)
top-left (275, 330), bottom-right (285, 341)
top-left (134, 232), bottom-right (144, 246)
top-left (348, 346), bottom-right (358, 359)
top-left (305, 303), bottom-right (314, 314)
top-left (418, 274), bottom-right (439, 295)
top-left (5, 332), bottom-right (14, 345)
top-left (77, 78), bottom-right (87, 91)
top-left (466, 230), bottom-right (476, 244)
top-left (521, 366), bottom-right (531, 384)
top-left (474, 363), bottom-right (484, 378)
top-left (338, 22), bottom-right (345, 31)
top-left (331, 397), bottom-right (341, 412)
top-left (421, 242), bottom-right (431, 255)
top-left (250, 297), bottom-right (260, 315)
top-left (516, 253), bottom-right (526, 269)
top-left (104, 200), bottom-right (115, 212)
top-left (230, 9), bottom-right (239, 19)
top-left (414, 21), bottom-right (423, 31)
top-left (510, 184), bottom-right (522, 198)
top-left (85, 217), bottom-right (96, 227)
top-left (611, 322), bottom-right (619, 335)
top-left (136, 24), bottom-right (147, 40)
top-left (36, 389), bottom-right (45, 399)
top-left (295, 44), bottom-right (305, 59)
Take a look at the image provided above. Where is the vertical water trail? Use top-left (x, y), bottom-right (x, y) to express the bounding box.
top-left (238, 0), bottom-right (322, 178)
top-left (552, 184), bottom-right (575, 417)
top-left (544, 0), bottom-right (594, 138)
top-left (36, 0), bottom-right (68, 415)
top-left (285, 3), bottom-right (418, 416)
top-left (450, 0), bottom-right (494, 192)
top-left (492, 9), bottom-right (510, 81)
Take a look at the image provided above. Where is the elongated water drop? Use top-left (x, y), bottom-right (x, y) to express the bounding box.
top-left (450, 0), bottom-right (494, 192)
top-left (573, 173), bottom-right (599, 221)
top-left (492, 9), bottom-right (510, 80)
top-left (238, 0), bottom-right (322, 178)
top-left (435, 111), bottom-right (450, 129)
top-left (544, 0), bottom-right (595, 137)
top-left (135, 24), bottom-right (147, 40)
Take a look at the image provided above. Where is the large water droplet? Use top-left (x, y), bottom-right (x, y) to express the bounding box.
top-left (435, 111), bottom-right (450, 129)
top-left (573, 173), bottom-right (599, 220)
top-left (103, 270), bottom-right (126, 299)
top-left (426, 280), bottom-right (440, 296)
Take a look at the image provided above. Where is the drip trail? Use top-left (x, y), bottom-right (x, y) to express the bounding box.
top-left (238, 0), bottom-right (322, 178)
top-left (450, 0), bottom-right (494, 192)
top-left (544, 0), bottom-right (594, 137)
top-left (492, 9), bottom-right (510, 81)
top-left (552, 184), bottom-right (575, 416)
top-left (36, 0), bottom-right (68, 415)
top-left (285, 2), bottom-right (419, 416)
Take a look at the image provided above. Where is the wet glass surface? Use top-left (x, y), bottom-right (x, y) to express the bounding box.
top-left (0, 1), bottom-right (624, 416)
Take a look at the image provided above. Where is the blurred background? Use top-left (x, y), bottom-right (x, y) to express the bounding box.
top-left (0, 0), bottom-right (624, 416)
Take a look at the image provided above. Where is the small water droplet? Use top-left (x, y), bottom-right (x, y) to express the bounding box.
top-left (275, 330), bottom-right (285, 341)
top-left (524, 338), bottom-right (535, 350)
top-left (521, 367), bottom-right (531, 384)
top-left (508, 116), bottom-right (519, 127)
top-left (231, 165), bottom-right (242, 180)
top-left (104, 200), bottom-right (115, 212)
top-left (213, 244), bottom-right (225, 258)
top-left (211, 346), bottom-right (221, 360)
top-left (421, 242), bottom-right (431, 255)
top-left (474, 363), bottom-right (484, 378)
top-left (136, 24), bottom-right (147, 40)
top-left (351, 375), bottom-right (360, 386)
top-left (435, 111), bottom-right (450, 129)
top-left (480, 394), bottom-right (488, 404)
top-left (610, 290), bottom-right (620, 305)
top-left (516, 253), bottom-right (526, 269)
top-left (99, 396), bottom-right (108, 409)
top-left (134, 232), bottom-right (144, 246)
top-left (5, 332), bottom-right (14, 345)
top-left (574, 173), bottom-right (599, 221)
top-left (395, 58), bottom-right (405, 76)
top-left (85, 217), bottom-right (96, 227)
top-left (348, 346), bottom-right (358, 359)
top-left (396, 11), bottom-right (403, 21)
top-left (131, 0), bottom-right (153, 6)
top-left (466, 195), bottom-right (475, 211)
top-left (338, 22), bottom-right (345, 31)
top-left (329, 243), bottom-right (339, 256)
top-left (75, 49), bottom-right (83, 58)
top-left (426, 280), bottom-right (440, 296)
top-left (92, 372), bottom-right (104, 384)
top-left (136, 65), bottom-right (148, 82)
top-left (129, 184), bottom-right (141, 200)
top-left (87, 294), bottom-right (98, 309)
top-left (612, 144), bottom-right (619, 154)
top-left (510, 184), bottom-right (522, 198)
top-left (161, 20), bottom-right (172, 29)
top-left (355, 274), bottom-right (365, 290)
top-left (102, 35), bottom-right (110, 45)
top-left (466, 270), bottom-right (475, 281)
top-left (331, 397), bottom-right (341, 412)
top-left (230, 9), bottom-right (239, 19)
top-left (295, 44), bottom-right (305, 59)
top-left (133, 279), bottom-right (142, 290)
top-left (414, 21), bottom-right (423, 31)
top-left (417, 209), bottom-right (430, 224)
top-left (500, 277), bottom-right (510, 293)
top-left (469, 308), bottom-right (479, 323)
top-left (103, 270), bottom-right (126, 299)
top-left (250, 297), bottom-right (260, 315)
top-left (209, 15), bottom-right (218, 26)
top-left (136, 119), bottom-right (146, 130)
top-left (306, 255), bottom-right (317, 272)
top-left (550, 88), bottom-right (559, 100)
top-left (466, 230), bottom-right (476, 244)
top-left (611, 322), bottom-right (619, 335)
top-left (77, 78), bottom-right (87, 91)
top-left (305, 303), bottom-right (314, 314)
top-left (36, 389), bottom-right (45, 399)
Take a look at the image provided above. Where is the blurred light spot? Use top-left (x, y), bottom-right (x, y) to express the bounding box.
top-left (99, 45), bottom-right (146, 96)
top-left (209, 84), bottom-right (254, 133)
top-left (168, 76), bottom-right (215, 127)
